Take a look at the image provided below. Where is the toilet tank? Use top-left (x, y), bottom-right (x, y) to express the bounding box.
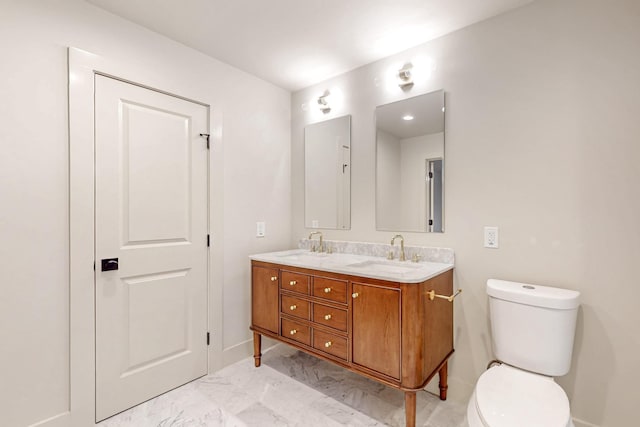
top-left (487, 279), bottom-right (580, 377)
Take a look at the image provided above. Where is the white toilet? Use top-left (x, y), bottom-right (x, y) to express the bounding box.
top-left (467, 279), bottom-right (580, 427)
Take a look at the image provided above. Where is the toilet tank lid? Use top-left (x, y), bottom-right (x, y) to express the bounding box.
top-left (487, 279), bottom-right (580, 310)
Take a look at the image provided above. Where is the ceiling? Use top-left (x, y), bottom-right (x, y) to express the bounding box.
top-left (86, 0), bottom-right (533, 91)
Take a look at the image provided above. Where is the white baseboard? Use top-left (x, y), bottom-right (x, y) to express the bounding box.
top-left (221, 336), bottom-right (279, 367)
top-left (28, 411), bottom-right (71, 427)
top-left (424, 375), bottom-right (474, 404)
top-left (572, 418), bottom-right (599, 427)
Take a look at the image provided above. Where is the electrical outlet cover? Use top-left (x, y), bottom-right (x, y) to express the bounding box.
top-left (484, 226), bottom-right (499, 248)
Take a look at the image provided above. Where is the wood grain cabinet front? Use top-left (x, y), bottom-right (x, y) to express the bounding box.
top-left (251, 265), bottom-right (279, 334)
top-left (351, 282), bottom-right (401, 380)
top-left (281, 318), bottom-right (311, 346)
top-left (313, 329), bottom-right (347, 360)
top-left (281, 270), bottom-right (310, 295)
top-left (312, 303), bottom-right (347, 332)
top-left (280, 294), bottom-right (310, 320)
top-left (312, 276), bottom-right (347, 303)
top-left (250, 260), bottom-right (454, 427)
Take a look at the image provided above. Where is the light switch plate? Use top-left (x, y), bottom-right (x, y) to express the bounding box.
top-left (256, 221), bottom-right (266, 237)
top-left (484, 226), bottom-right (499, 248)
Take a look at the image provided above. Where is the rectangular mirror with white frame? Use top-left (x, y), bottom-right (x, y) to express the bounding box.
top-left (304, 115), bottom-right (351, 230)
top-left (376, 90), bottom-right (445, 232)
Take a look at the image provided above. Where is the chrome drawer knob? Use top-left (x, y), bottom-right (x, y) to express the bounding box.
top-left (290, 305), bottom-right (297, 311)
top-left (352, 292), bottom-right (359, 298)
top-left (324, 341), bottom-right (332, 348)
top-left (290, 329), bottom-right (297, 335)
top-left (270, 276), bottom-right (277, 281)
top-left (289, 280), bottom-right (297, 286)
top-left (324, 287), bottom-right (332, 293)
top-left (324, 314), bottom-right (332, 320)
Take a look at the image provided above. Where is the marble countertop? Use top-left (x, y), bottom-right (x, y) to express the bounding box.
top-left (249, 249), bottom-right (454, 284)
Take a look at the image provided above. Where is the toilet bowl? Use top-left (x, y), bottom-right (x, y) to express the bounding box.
top-left (466, 364), bottom-right (574, 427)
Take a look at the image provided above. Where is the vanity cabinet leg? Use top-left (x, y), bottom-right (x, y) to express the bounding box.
top-left (438, 361), bottom-right (448, 400)
top-left (253, 332), bottom-right (262, 367)
top-left (405, 391), bottom-right (416, 427)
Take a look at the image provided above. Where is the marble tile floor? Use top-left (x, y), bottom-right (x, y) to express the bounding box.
top-left (98, 345), bottom-right (467, 427)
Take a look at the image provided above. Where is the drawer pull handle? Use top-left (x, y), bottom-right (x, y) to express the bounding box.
top-left (324, 287), bottom-right (332, 293)
top-left (352, 292), bottom-right (359, 298)
top-left (324, 314), bottom-right (332, 320)
top-left (324, 341), bottom-right (332, 348)
top-left (290, 329), bottom-right (297, 335)
top-left (289, 305), bottom-right (297, 311)
top-left (270, 276), bottom-right (277, 281)
top-left (289, 280), bottom-right (297, 286)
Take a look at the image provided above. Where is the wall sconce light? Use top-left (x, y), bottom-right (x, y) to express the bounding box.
top-left (397, 63), bottom-right (414, 90)
top-left (317, 91), bottom-right (331, 114)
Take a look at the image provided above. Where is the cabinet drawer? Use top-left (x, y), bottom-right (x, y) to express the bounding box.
top-left (312, 303), bottom-right (347, 332)
top-left (313, 329), bottom-right (347, 360)
top-left (281, 295), bottom-right (310, 320)
top-left (281, 271), bottom-right (310, 295)
top-left (312, 277), bottom-right (347, 304)
top-left (281, 318), bottom-right (311, 346)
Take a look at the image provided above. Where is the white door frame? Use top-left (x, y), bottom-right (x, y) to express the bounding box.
top-left (68, 47), bottom-right (223, 426)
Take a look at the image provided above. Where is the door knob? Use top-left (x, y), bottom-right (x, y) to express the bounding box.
top-left (101, 258), bottom-right (119, 271)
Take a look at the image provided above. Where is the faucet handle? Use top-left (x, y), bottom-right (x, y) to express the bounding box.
top-left (310, 244), bottom-right (316, 252)
top-left (387, 250), bottom-right (394, 260)
top-left (411, 253), bottom-right (422, 263)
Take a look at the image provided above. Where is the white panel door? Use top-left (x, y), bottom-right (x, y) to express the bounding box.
top-left (94, 75), bottom-right (208, 421)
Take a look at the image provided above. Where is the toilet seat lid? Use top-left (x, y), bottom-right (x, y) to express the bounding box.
top-left (475, 365), bottom-right (570, 427)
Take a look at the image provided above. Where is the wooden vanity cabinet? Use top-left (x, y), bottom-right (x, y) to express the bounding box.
top-left (250, 260), bottom-right (454, 427)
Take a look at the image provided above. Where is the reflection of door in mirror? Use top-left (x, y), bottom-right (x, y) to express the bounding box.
top-left (427, 159), bottom-right (443, 232)
top-left (376, 90), bottom-right (445, 233)
top-left (304, 115), bottom-right (351, 230)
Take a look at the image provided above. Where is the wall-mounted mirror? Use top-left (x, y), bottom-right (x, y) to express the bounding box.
top-left (305, 115), bottom-right (351, 229)
top-left (376, 90), bottom-right (445, 232)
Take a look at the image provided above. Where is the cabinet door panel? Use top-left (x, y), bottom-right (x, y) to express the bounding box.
top-left (352, 283), bottom-right (401, 379)
top-left (251, 265), bottom-right (279, 333)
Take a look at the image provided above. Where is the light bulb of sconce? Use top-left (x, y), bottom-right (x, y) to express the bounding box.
top-left (317, 91), bottom-right (331, 114)
top-left (397, 63), bottom-right (414, 90)
top-left (402, 115), bottom-right (414, 121)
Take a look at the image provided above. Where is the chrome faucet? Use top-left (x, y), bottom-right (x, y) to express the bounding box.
top-left (308, 231), bottom-right (324, 253)
top-left (389, 234), bottom-right (406, 261)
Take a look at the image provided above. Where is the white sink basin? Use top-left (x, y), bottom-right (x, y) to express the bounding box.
top-left (346, 260), bottom-right (424, 274)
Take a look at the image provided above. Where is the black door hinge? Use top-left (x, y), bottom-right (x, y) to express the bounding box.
top-left (207, 234), bottom-right (210, 247)
top-left (93, 261), bottom-right (95, 271)
top-left (206, 332), bottom-right (210, 346)
top-left (429, 219), bottom-right (434, 226)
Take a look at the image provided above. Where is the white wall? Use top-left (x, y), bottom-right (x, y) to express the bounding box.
top-left (0, 0), bottom-right (290, 425)
top-left (291, 0), bottom-right (640, 426)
